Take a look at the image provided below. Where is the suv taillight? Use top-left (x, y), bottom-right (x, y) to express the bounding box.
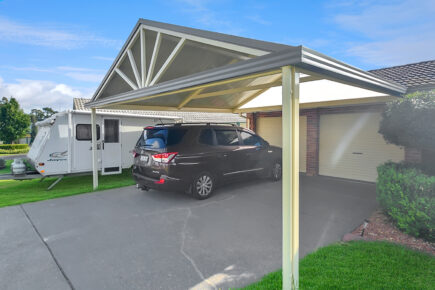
top-left (132, 150), bottom-right (139, 158)
top-left (151, 152), bottom-right (178, 163)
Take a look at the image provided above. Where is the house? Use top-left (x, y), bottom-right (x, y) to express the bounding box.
top-left (246, 60), bottom-right (435, 182)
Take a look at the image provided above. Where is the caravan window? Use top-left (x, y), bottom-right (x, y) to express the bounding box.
top-left (76, 124), bottom-right (100, 141)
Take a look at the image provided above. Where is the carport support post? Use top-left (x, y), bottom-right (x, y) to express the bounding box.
top-left (91, 108), bottom-right (98, 190)
top-left (282, 65), bottom-right (300, 289)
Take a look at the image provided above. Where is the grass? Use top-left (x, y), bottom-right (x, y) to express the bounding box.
top-left (0, 160), bottom-right (12, 174)
top-left (242, 241), bottom-right (435, 289)
top-left (0, 169), bottom-right (135, 208)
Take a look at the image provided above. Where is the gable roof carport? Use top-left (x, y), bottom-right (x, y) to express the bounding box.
top-left (85, 19), bottom-right (406, 290)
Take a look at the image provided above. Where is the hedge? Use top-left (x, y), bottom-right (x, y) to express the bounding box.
top-left (0, 149), bottom-right (29, 154)
top-left (377, 162), bottom-right (435, 242)
top-left (0, 144), bottom-right (29, 150)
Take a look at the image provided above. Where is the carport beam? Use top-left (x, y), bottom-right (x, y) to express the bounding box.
top-left (282, 65), bottom-right (300, 289)
top-left (91, 108), bottom-right (98, 190)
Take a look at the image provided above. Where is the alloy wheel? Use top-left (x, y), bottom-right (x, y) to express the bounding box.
top-left (196, 175), bottom-right (213, 196)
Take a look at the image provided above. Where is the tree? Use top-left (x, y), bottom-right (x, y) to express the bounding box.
top-left (0, 97), bottom-right (31, 144)
top-left (29, 107), bottom-right (58, 143)
top-left (379, 89), bottom-right (435, 173)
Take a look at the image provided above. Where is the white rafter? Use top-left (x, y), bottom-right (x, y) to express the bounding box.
top-left (140, 28), bottom-right (147, 88)
top-left (127, 49), bottom-right (141, 88)
top-left (115, 68), bottom-right (138, 90)
top-left (149, 38), bottom-right (186, 86)
top-left (145, 32), bottom-right (162, 86)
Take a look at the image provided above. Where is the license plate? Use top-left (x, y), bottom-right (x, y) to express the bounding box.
top-left (140, 155), bottom-right (149, 162)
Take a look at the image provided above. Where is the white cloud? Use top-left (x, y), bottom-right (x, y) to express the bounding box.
top-left (347, 37), bottom-right (435, 67)
top-left (0, 77), bottom-right (93, 112)
top-left (0, 17), bottom-right (121, 49)
top-left (57, 66), bottom-right (98, 72)
top-left (2, 65), bottom-right (105, 83)
top-left (332, 0), bottom-right (435, 66)
top-left (175, 0), bottom-right (244, 35)
top-left (64, 72), bottom-right (104, 82)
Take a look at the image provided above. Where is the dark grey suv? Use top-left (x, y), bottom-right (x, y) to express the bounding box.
top-left (132, 123), bottom-right (282, 199)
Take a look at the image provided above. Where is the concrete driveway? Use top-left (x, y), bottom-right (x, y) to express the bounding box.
top-left (0, 175), bottom-right (377, 289)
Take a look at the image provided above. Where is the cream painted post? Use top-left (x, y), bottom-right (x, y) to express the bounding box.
top-left (282, 65), bottom-right (300, 289)
top-left (91, 108), bottom-right (98, 190)
top-left (291, 66), bottom-right (300, 289)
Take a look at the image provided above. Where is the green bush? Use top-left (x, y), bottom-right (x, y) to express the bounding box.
top-left (377, 162), bottom-right (435, 242)
top-left (0, 159), bottom-right (5, 169)
top-left (0, 144), bottom-right (29, 154)
top-left (0, 149), bottom-right (29, 154)
top-left (379, 90), bottom-right (435, 174)
top-left (0, 144), bottom-right (29, 150)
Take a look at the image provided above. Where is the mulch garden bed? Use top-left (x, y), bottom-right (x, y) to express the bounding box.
top-left (350, 210), bottom-right (434, 256)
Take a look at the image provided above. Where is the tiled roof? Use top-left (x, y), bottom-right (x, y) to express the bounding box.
top-left (73, 98), bottom-right (246, 123)
top-left (369, 60), bottom-right (435, 91)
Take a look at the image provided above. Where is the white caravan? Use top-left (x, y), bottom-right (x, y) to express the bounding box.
top-left (27, 110), bottom-right (180, 177)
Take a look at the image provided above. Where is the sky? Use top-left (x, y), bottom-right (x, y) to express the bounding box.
top-left (0, 0), bottom-right (434, 112)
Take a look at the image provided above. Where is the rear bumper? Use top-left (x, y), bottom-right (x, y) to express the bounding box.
top-left (132, 169), bottom-right (188, 192)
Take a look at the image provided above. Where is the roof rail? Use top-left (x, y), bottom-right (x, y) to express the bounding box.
top-left (173, 122), bottom-right (237, 127)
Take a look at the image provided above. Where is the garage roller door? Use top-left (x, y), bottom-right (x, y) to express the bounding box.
top-left (257, 116), bottom-right (307, 172)
top-left (319, 112), bottom-right (403, 182)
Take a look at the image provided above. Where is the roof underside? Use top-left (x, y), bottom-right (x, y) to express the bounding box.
top-left (87, 19), bottom-right (406, 113)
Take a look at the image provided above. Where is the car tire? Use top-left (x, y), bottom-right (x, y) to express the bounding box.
top-left (270, 161), bottom-right (282, 181)
top-left (191, 172), bottom-right (215, 200)
top-left (136, 184), bottom-right (149, 191)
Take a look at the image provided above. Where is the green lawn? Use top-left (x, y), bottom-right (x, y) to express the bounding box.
top-left (0, 170), bottom-right (135, 208)
top-left (242, 241), bottom-right (435, 289)
top-left (0, 160), bottom-right (12, 174)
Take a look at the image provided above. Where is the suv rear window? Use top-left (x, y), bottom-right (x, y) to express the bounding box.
top-left (137, 127), bottom-right (187, 149)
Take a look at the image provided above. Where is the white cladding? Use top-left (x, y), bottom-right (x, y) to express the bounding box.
top-left (27, 110), bottom-right (176, 176)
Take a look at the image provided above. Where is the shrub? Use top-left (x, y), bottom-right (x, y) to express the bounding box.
top-left (379, 90), bottom-right (435, 174)
top-left (0, 149), bottom-right (29, 154)
top-left (377, 162), bottom-right (435, 242)
top-left (0, 144), bottom-right (29, 150)
top-left (0, 144), bottom-right (29, 154)
top-left (0, 159), bottom-right (5, 169)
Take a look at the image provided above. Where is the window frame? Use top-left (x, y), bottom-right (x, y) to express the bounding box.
top-left (76, 124), bottom-right (101, 141)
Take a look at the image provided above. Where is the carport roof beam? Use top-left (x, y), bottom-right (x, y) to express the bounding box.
top-left (86, 47), bottom-right (406, 111)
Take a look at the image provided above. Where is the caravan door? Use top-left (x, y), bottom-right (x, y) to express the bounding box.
top-left (102, 118), bottom-right (122, 175)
